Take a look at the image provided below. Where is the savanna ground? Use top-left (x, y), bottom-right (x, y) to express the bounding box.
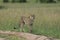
top-left (0, 2), bottom-right (60, 40)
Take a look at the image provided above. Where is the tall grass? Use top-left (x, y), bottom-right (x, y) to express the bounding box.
top-left (0, 3), bottom-right (60, 39)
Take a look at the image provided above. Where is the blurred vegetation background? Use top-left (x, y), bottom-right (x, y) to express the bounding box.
top-left (0, 0), bottom-right (59, 3)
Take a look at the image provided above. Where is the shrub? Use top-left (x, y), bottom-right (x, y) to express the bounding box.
top-left (3, 0), bottom-right (9, 3)
top-left (19, 0), bottom-right (27, 3)
top-left (0, 6), bottom-right (5, 9)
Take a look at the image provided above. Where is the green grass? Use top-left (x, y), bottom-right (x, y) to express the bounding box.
top-left (0, 3), bottom-right (60, 40)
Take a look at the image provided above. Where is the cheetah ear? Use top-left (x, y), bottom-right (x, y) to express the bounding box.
top-left (31, 14), bottom-right (35, 19)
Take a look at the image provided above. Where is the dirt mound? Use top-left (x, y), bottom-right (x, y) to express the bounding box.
top-left (0, 30), bottom-right (59, 40)
top-left (0, 38), bottom-right (6, 40)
